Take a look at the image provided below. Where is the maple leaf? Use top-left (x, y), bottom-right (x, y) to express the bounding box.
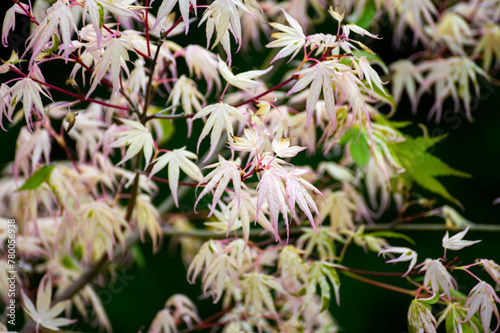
top-left (111, 118), bottom-right (155, 168)
top-left (394, 0), bottom-right (438, 45)
top-left (210, 188), bottom-right (274, 244)
top-left (133, 194), bottom-right (162, 252)
top-left (442, 227), bottom-right (481, 251)
top-left (199, 0), bottom-right (255, 63)
top-left (478, 259), bottom-right (500, 287)
top-left (167, 75), bottom-right (205, 136)
top-left (464, 281), bottom-right (500, 333)
top-left (256, 168), bottom-right (289, 240)
top-left (474, 23), bottom-right (500, 71)
top-left (287, 61), bottom-right (349, 128)
top-left (272, 138), bottom-right (306, 158)
top-left (195, 156), bottom-right (242, 215)
top-left (218, 56), bottom-right (272, 91)
top-left (432, 12), bottom-right (473, 56)
top-left (0, 84), bottom-right (10, 130)
top-left (82, 0), bottom-right (104, 48)
top-left (165, 294), bottom-right (200, 328)
top-left (393, 135), bottom-right (471, 204)
top-left (156, 0), bottom-right (197, 33)
top-left (24, 1), bottom-right (78, 66)
top-left (184, 45), bottom-right (221, 92)
top-left (437, 303), bottom-right (482, 333)
top-left (22, 275), bottom-right (76, 333)
top-left (229, 128), bottom-right (265, 164)
top-left (278, 245), bottom-right (309, 293)
top-left (77, 201), bottom-right (129, 261)
top-left (343, 23), bottom-right (381, 39)
top-left (87, 37), bottom-right (132, 96)
top-left (203, 252), bottom-right (238, 302)
top-left (187, 240), bottom-right (216, 284)
top-left (95, 0), bottom-right (138, 18)
top-left (7, 77), bottom-right (51, 130)
top-left (192, 102), bottom-right (246, 162)
top-left (378, 246), bottom-right (418, 277)
top-left (2, 3), bottom-right (29, 48)
top-left (297, 228), bottom-right (336, 261)
top-left (266, 9), bottom-right (306, 63)
top-left (408, 300), bottom-right (437, 333)
top-left (302, 261), bottom-right (341, 312)
top-left (353, 57), bottom-right (387, 93)
top-left (420, 259), bottom-right (457, 300)
top-left (12, 128), bottom-right (51, 178)
top-left (149, 309), bottom-right (177, 333)
top-left (149, 147), bottom-right (202, 207)
top-left (242, 273), bottom-right (285, 317)
top-left (418, 57), bottom-right (489, 122)
top-left (390, 60), bottom-right (425, 112)
top-left (284, 169), bottom-right (322, 232)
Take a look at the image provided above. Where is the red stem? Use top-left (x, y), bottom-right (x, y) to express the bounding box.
top-left (69, 54), bottom-right (113, 89)
top-left (134, 47), bottom-right (150, 60)
top-left (346, 267), bottom-right (419, 277)
top-left (163, 16), bottom-right (183, 37)
top-left (233, 77), bottom-right (296, 108)
top-left (13, 0), bottom-right (39, 25)
top-left (103, 25), bottom-right (114, 35)
top-left (11, 67), bottom-right (129, 111)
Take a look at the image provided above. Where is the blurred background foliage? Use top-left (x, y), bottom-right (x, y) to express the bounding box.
top-left (1, 0), bottom-right (500, 332)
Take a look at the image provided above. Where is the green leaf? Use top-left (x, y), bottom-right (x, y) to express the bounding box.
top-left (390, 121), bottom-right (413, 129)
top-left (61, 255), bottom-right (79, 270)
top-left (354, 0), bottom-right (376, 29)
top-left (339, 127), bottom-right (355, 145)
top-left (340, 128), bottom-right (371, 168)
top-left (98, 2), bottom-right (105, 28)
top-left (43, 34), bottom-right (60, 54)
top-left (367, 231), bottom-right (415, 245)
top-left (449, 289), bottom-right (468, 300)
top-left (17, 165), bottom-right (55, 191)
top-left (393, 136), bottom-right (470, 204)
top-left (158, 118), bottom-right (175, 146)
top-left (149, 106), bottom-right (176, 146)
top-left (418, 292), bottom-right (440, 304)
top-left (318, 275), bottom-right (331, 312)
top-left (366, 81), bottom-right (396, 111)
top-left (373, 115), bottom-right (412, 130)
top-left (445, 305), bottom-right (481, 333)
top-left (323, 264), bottom-right (341, 307)
top-left (413, 173), bottom-right (458, 204)
top-left (131, 244), bottom-right (146, 270)
top-left (349, 132), bottom-right (370, 168)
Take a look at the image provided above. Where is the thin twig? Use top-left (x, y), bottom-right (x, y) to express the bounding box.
top-left (341, 271), bottom-right (417, 297)
top-left (11, 67), bottom-right (129, 110)
top-left (160, 222), bottom-right (500, 240)
top-left (141, 38), bottom-right (165, 120)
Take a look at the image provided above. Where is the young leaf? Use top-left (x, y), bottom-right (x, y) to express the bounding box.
top-left (354, 1), bottom-right (376, 29)
top-left (192, 102), bottom-right (245, 162)
top-left (350, 135), bottom-right (370, 168)
top-left (419, 292), bottom-right (440, 305)
top-left (341, 128), bottom-right (370, 168)
top-left (17, 165), bottom-right (55, 191)
top-left (303, 262), bottom-right (341, 313)
top-left (393, 135), bottom-right (470, 204)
